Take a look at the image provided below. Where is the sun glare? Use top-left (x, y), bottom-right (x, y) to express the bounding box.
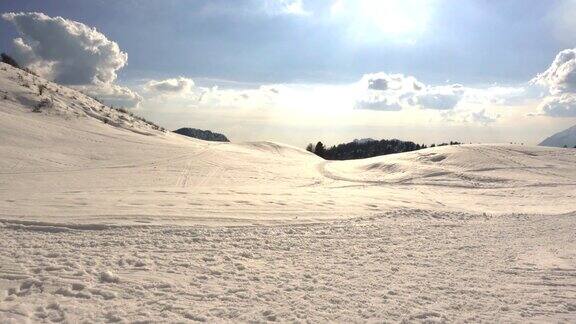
top-left (333, 0), bottom-right (434, 42)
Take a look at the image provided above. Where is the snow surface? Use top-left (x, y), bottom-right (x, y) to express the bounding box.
top-left (0, 62), bottom-right (576, 322)
top-left (540, 124), bottom-right (576, 148)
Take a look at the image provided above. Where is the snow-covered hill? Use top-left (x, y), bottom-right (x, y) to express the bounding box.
top-left (1, 60), bottom-right (574, 225)
top-left (540, 124), bottom-right (576, 148)
top-left (1, 62), bottom-right (575, 322)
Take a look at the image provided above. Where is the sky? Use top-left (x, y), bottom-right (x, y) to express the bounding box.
top-left (1, 0), bottom-right (576, 146)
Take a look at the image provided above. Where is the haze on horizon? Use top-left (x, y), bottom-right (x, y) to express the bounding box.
top-left (1, 0), bottom-right (576, 146)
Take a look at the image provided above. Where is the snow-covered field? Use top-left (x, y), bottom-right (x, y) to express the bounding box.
top-left (1, 63), bottom-right (575, 322)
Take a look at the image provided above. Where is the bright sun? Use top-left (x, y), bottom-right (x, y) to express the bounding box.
top-left (332, 0), bottom-right (433, 42)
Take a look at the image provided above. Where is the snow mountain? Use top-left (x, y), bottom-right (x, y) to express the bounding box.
top-left (539, 124), bottom-right (576, 148)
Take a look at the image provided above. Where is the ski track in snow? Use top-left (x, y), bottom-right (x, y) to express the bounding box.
top-left (1, 210), bottom-right (575, 323)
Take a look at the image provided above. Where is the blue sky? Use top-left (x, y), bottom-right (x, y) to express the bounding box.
top-left (1, 0), bottom-right (576, 145)
top-left (0, 0), bottom-right (565, 84)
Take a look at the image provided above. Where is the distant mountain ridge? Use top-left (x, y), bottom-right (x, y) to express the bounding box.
top-left (539, 124), bottom-right (576, 148)
top-left (174, 127), bottom-right (229, 142)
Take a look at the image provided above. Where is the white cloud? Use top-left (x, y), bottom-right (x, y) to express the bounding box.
top-left (438, 108), bottom-right (498, 126)
top-left (2, 12), bottom-right (127, 85)
top-left (532, 48), bottom-right (576, 95)
top-left (470, 109), bottom-right (497, 125)
top-left (537, 93), bottom-right (576, 117)
top-left (410, 84), bottom-right (464, 110)
top-left (364, 73), bottom-right (421, 91)
top-left (355, 97), bottom-right (402, 111)
top-left (352, 48), bottom-right (576, 119)
top-left (139, 72), bottom-right (528, 128)
top-left (199, 85), bottom-right (281, 109)
top-left (531, 47), bottom-right (576, 117)
top-left (140, 76), bottom-right (284, 110)
top-left (78, 83), bottom-right (143, 109)
top-left (355, 73), bottom-right (464, 111)
top-left (145, 77), bottom-right (195, 93)
top-left (353, 72), bottom-right (534, 125)
top-left (465, 85), bottom-right (537, 106)
top-left (2, 12), bottom-right (141, 108)
top-left (367, 78), bottom-right (389, 90)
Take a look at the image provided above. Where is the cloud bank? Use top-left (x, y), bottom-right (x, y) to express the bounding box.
top-left (533, 48), bottom-right (576, 95)
top-left (2, 12), bottom-right (140, 108)
top-left (532, 48), bottom-right (576, 117)
top-left (76, 84), bottom-right (143, 109)
top-left (355, 73), bottom-right (465, 111)
top-left (2, 12), bottom-right (127, 85)
top-left (537, 94), bottom-right (576, 117)
top-left (141, 76), bottom-right (283, 111)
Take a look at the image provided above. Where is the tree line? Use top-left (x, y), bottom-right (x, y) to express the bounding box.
top-left (306, 139), bottom-right (462, 160)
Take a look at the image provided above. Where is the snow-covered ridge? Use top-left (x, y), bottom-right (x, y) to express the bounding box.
top-left (0, 62), bottom-right (165, 135)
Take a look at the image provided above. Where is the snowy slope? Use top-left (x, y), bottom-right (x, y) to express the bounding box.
top-left (1, 61), bottom-right (575, 226)
top-left (540, 124), bottom-right (576, 148)
top-left (1, 62), bottom-right (576, 322)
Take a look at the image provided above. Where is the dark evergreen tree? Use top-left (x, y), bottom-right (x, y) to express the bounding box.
top-left (314, 142), bottom-right (326, 158)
